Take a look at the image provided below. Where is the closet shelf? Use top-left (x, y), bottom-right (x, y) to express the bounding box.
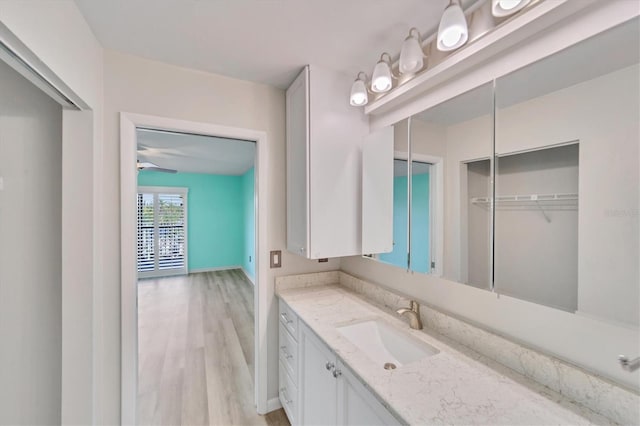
top-left (471, 193), bottom-right (578, 223)
top-left (470, 193), bottom-right (578, 205)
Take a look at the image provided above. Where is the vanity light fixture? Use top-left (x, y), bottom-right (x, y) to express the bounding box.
top-left (399, 28), bottom-right (425, 74)
top-left (371, 53), bottom-right (394, 93)
top-left (350, 72), bottom-right (369, 106)
top-left (491, 0), bottom-right (531, 17)
top-left (349, 0), bottom-right (537, 107)
top-left (437, 0), bottom-right (469, 51)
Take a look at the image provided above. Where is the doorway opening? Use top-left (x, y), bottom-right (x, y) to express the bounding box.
top-left (120, 114), bottom-right (270, 424)
top-left (135, 127), bottom-right (259, 424)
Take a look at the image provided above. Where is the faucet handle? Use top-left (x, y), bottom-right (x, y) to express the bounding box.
top-left (619, 355), bottom-right (640, 372)
top-left (410, 300), bottom-right (420, 312)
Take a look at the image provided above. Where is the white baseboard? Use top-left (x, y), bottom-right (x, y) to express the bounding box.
top-left (189, 265), bottom-right (241, 274)
top-left (241, 267), bottom-right (255, 285)
top-left (266, 397), bottom-right (282, 413)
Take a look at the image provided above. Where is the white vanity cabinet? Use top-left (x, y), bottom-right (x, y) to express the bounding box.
top-left (285, 65), bottom-right (370, 259)
top-left (278, 301), bottom-right (300, 424)
top-left (298, 322), bottom-right (402, 426)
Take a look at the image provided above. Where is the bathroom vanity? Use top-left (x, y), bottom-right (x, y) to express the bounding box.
top-left (282, 2), bottom-right (639, 424)
top-left (276, 271), bottom-right (632, 425)
top-left (278, 293), bottom-right (401, 425)
top-left (284, 0), bottom-right (639, 411)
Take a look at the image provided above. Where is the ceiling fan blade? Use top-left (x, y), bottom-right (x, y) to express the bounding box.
top-left (137, 161), bottom-right (177, 174)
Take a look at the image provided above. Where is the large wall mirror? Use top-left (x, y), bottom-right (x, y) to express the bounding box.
top-left (494, 17), bottom-right (639, 325)
top-left (365, 84), bottom-right (494, 286)
top-left (411, 82), bottom-right (494, 285)
top-left (364, 18), bottom-right (639, 327)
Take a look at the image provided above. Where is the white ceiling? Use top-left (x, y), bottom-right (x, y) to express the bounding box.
top-left (137, 128), bottom-right (255, 175)
top-left (74, 0), bottom-right (475, 89)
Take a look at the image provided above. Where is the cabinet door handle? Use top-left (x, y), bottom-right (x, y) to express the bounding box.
top-left (332, 368), bottom-right (342, 378)
top-left (280, 387), bottom-right (292, 405)
top-left (325, 361), bottom-right (335, 371)
top-left (281, 346), bottom-right (293, 359)
top-left (280, 312), bottom-right (293, 324)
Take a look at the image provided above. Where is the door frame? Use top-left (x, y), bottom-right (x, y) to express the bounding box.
top-left (120, 112), bottom-right (269, 424)
top-left (393, 150), bottom-right (444, 275)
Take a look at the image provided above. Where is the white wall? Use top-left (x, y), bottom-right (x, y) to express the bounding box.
top-left (0, 58), bottom-right (62, 425)
top-left (0, 2), bottom-right (104, 423)
top-left (102, 50), bottom-right (339, 422)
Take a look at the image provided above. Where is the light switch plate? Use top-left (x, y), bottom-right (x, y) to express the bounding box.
top-left (270, 250), bottom-right (282, 268)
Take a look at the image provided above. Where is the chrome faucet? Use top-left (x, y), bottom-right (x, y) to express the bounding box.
top-left (619, 355), bottom-right (640, 372)
top-left (396, 300), bottom-right (423, 330)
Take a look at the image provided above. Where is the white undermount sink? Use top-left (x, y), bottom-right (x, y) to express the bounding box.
top-left (337, 319), bottom-right (439, 369)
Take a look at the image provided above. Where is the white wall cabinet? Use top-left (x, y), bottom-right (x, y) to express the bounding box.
top-left (286, 65), bottom-right (370, 259)
top-left (362, 126), bottom-right (394, 255)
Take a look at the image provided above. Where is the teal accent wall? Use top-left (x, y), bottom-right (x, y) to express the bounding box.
top-left (138, 170), bottom-right (255, 273)
top-left (380, 175), bottom-right (408, 268)
top-left (411, 173), bottom-right (431, 273)
top-left (379, 173), bottom-right (430, 272)
top-left (241, 168), bottom-right (255, 281)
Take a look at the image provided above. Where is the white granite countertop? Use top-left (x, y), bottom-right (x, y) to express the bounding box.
top-left (277, 284), bottom-right (614, 426)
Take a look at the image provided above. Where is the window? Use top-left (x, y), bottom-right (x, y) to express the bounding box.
top-left (137, 186), bottom-right (188, 278)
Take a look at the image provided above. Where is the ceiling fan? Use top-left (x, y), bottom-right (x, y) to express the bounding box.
top-left (136, 160), bottom-right (177, 174)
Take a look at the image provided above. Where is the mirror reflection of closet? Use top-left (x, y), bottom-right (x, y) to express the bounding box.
top-left (494, 18), bottom-right (639, 325)
top-left (410, 82), bottom-right (494, 286)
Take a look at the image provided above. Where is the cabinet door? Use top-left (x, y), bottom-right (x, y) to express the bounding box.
top-left (286, 66), bottom-right (310, 256)
top-left (336, 362), bottom-right (402, 426)
top-left (307, 65), bottom-right (369, 259)
top-left (362, 126), bottom-right (394, 255)
top-left (299, 323), bottom-right (337, 425)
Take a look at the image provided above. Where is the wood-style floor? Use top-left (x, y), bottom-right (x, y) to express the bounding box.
top-left (137, 269), bottom-right (290, 426)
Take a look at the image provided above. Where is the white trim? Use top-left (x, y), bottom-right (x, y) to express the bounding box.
top-left (388, 151), bottom-right (444, 276)
top-left (411, 153), bottom-right (444, 277)
top-left (120, 112), bottom-right (269, 424)
top-left (188, 265), bottom-right (242, 274)
top-left (0, 21), bottom-right (88, 109)
top-left (266, 397), bottom-right (282, 413)
top-left (241, 267), bottom-right (255, 286)
top-left (136, 185), bottom-right (189, 194)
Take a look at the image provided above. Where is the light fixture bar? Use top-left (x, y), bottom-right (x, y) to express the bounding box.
top-left (350, 0), bottom-right (540, 107)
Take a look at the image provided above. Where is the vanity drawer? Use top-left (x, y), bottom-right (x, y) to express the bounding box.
top-left (279, 300), bottom-right (298, 338)
top-left (279, 323), bottom-right (298, 382)
top-left (279, 360), bottom-right (298, 425)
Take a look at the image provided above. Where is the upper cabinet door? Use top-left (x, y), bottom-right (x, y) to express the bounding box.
top-left (362, 126), bottom-right (394, 255)
top-left (286, 65), bottom-right (369, 259)
top-left (286, 66), bottom-right (310, 257)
